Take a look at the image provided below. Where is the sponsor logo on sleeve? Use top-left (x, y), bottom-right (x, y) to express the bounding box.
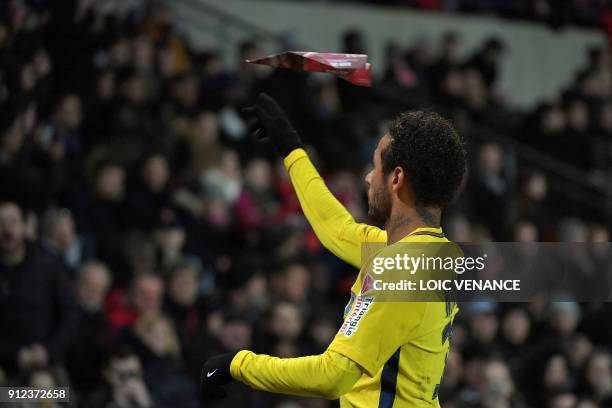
top-left (343, 292), bottom-right (356, 319)
top-left (338, 296), bottom-right (374, 337)
top-left (360, 273), bottom-right (376, 295)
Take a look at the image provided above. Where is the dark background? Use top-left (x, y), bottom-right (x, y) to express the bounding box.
top-left (1, 0), bottom-right (612, 407)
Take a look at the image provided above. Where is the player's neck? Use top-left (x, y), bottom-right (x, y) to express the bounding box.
top-left (384, 206), bottom-right (441, 245)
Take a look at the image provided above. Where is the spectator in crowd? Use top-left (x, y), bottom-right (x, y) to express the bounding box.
top-left (429, 31), bottom-right (463, 95)
top-left (66, 261), bottom-right (113, 396)
top-left (498, 307), bottom-right (532, 384)
top-left (235, 158), bottom-right (282, 231)
top-left (48, 93), bottom-right (83, 166)
top-left (264, 301), bottom-right (306, 354)
top-left (548, 391), bottom-right (577, 408)
top-left (0, 201), bottom-right (77, 376)
top-left (583, 349), bottom-right (612, 406)
top-left (468, 143), bottom-right (511, 240)
top-left (41, 207), bottom-right (95, 272)
top-left (125, 153), bottom-right (174, 231)
top-left (106, 273), bottom-right (164, 334)
top-left (20, 366), bottom-right (64, 408)
top-left (465, 37), bottom-right (506, 91)
top-left (508, 170), bottom-right (551, 237)
top-left (127, 313), bottom-right (199, 408)
top-left (79, 159), bottom-right (127, 274)
top-left (198, 149), bottom-right (243, 207)
top-left (188, 311), bottom-right (254, 407)
top-left (152, 210), bottom-right (190, 273)
top-left (481, 358), bottom-right (526, 407)
top-left (0, 104), bottom-right (63, 212)
top-left (464, 301), bottom-right (500, 356)
top-left (87, 347), bottom-right (154, 408)
top-left (163, 259), bottom-right (205, 354)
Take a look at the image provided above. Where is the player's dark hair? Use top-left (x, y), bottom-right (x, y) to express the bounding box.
top-left (381, 110), bottom-right (466, 209)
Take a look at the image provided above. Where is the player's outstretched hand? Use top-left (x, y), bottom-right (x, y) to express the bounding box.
top-left (200, 352), bottom-right (238, 401)
top-left (242, 93), bottom-right (304, 157)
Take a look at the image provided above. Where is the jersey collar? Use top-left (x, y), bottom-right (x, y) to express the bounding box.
top-left (398, 226), bottom-right (445, 242)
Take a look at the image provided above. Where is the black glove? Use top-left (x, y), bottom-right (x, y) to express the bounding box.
top-left (200, 352), bottom-right (238, 401)
top-left (242, 93), bottom-right (304, 157)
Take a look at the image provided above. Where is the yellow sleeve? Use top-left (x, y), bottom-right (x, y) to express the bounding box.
top-left (230, 349), bottom-right (362, 400)
top-left (284, 148), bottom-right (387, 269)
top-left (328, 295), bottom-right (427, 377)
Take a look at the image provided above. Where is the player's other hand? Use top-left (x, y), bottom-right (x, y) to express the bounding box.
top-left (200, 352), bottom-right (238, 401)
top-left (242, 93), bottom-right (303, 157)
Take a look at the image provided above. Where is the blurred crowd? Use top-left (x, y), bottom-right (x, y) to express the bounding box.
top-left (340, 0), bottom-right (609, 29)
top-left (1, 0), bottom-right (612, 407)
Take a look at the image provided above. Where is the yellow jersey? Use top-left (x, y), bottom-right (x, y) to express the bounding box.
top-left (285, 148), bottom-right (458, 407)
top-left (230, 148), bottom-right (458, 407)
top-left (328, 229), bottom-right (457, 408)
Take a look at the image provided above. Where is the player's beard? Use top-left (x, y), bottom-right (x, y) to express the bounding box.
top-left (367, 183), bottom-right (392, 227)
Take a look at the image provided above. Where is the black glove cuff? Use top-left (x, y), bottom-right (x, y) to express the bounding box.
top-left (276, 130), bottom-right (304, 158)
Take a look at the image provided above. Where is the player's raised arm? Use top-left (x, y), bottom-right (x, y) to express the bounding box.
top-left (243, 93), bottom-right (386, 269)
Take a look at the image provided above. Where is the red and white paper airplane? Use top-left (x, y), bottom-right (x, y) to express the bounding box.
top-left (246, 51), bottom-right (372, 87)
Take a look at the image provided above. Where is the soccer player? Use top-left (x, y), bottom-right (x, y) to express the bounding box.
top-left (200, 94), bottom-right (467, 407)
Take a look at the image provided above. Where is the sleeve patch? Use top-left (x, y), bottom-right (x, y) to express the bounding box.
top-left (338, 296), bottom-right (374, 337)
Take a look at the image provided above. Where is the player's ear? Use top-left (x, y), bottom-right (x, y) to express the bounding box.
top-left (390, 166), bottom-right (404, 191)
